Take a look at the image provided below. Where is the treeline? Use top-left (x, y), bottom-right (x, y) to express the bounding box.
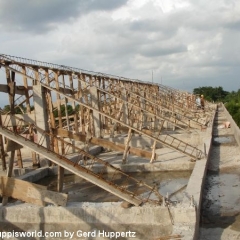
top-left (193, 86), bottom-right (240, 126)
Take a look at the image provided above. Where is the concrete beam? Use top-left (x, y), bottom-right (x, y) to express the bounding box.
top-left (33, 85), bottom-right (50, 149)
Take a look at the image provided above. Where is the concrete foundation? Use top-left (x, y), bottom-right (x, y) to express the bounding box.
top-left (0, 202), bottom-right (197, 240)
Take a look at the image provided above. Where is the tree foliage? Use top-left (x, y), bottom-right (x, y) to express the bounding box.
top-left (224, 90), bottom-right (240, 126)
top-left (193, 86), bottom-right (228, 102)
top-left (53, 104), bottom-right (75, 118)
top-left (193, 86), bottom-right (240, 127)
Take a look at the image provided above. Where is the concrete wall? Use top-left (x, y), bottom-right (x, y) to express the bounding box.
top-left (0, 202), bottom-right (196, 240)
top-left (0, 203), bottom-right (172, 239)
top-left (221, 103), bottom-right (240, 147)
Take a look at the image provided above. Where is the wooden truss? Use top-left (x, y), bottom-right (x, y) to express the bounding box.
top-left (0, 54), bottom-right (214, 206)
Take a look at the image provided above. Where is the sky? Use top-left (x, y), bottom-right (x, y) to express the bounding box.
top-left (0, 0), bottom-right (240, 106)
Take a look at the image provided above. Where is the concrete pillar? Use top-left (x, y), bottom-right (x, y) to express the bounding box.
top-left (33, 85), bottom-right (50, 149)
top-left (89, 86), bottom-right (101, 138)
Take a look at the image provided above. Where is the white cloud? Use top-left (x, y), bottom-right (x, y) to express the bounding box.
top-left (0, 0), bottom-right (240, 106)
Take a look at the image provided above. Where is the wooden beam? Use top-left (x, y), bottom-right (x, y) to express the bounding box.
top-left (122, 128), bottom-right (133, 164)
top-left (150, 141), bottom-right (157, 163)
top-left (0, 115), bottom-right (6, 170)
top-left (56, 73), bottom-right (65, 191)
top-left (22, 66), bottom-right (31, 113)
top-left (2, 151), bottom-right (15, 205)
top-left (0, 176), bottom-right (68, 206)
top-left (57, 166), bottom-right (65, 192)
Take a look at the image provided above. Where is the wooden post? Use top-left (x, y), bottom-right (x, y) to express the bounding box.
top-left (150, 141), bottom-right (156, 163)
top-left (150, 120), bottom-right (165, 163)
top-left (70, 75), bottom-right (78, 132)
top-left (55, 72), bottom-right (65, 192)
top-left (22, 66), bottom-right (38, 166)
top-left (45, 69), bottom-right (58, 154)
top-left (62, 75), bottom-right (70, 130)
top-left (10, 70), bottom-right (23, 168)
top-left (57, 165), bottom-right (65, 192)
top-left (79, 74), bottom-right (85, 134)
top-left (121, 88), bottom-right (129, 125)
top-left (5, 68), bottom-right (22, 173)
top-left (0, 114), bottom-right (6, 171)
top-left (2, 150), bottom-right (15, 205)
top-left (89, 86), bottom-right (101, 138)
top-left (16, 149), bottom-right (23, 168)
top-left (122, 128), bottom-right (133, 164)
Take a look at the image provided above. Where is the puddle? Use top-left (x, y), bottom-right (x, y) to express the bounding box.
top-left (213, 136), bottom-right (235, 144)
top-left (201, 172), bottom-right (240, 230)
top-left (36, 171), bottom-right (191, 202)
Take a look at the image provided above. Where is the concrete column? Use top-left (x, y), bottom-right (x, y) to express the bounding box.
top-left (89, 86), bottom-right (101, 138)
top-left (33, 85), bottom-right (50, 148)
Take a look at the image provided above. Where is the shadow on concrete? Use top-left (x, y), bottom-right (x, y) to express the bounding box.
top-left (199, 106), bottom-right (240, 239)
top-left (0, 201), bottom-right (171, 240)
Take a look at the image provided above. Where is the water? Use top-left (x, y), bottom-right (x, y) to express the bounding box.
top-left (213, 136), bottom-right (235, 144)
top-left (36, 171), bottom-right (191, 203)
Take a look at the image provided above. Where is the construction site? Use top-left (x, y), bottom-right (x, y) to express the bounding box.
top-left (0, 54), bottom-right (239, 240)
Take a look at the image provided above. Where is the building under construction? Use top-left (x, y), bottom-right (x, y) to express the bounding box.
top-left (0, 54), bottom-right (238, 240)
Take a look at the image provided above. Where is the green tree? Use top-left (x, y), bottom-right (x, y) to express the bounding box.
top-left (193, 86), bottom-right (228, 102)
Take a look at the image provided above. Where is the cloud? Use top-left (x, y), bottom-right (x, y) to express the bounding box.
top-left (1, 0), bottom-right (240, 106)
top-left (139, 43), bottom-right (187, 57)
top-left (0, 0), bottom-right (128, 33)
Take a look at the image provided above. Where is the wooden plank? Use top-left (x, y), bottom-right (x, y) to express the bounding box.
top-left (2, 151), bottom-right (15, 205)
top-left (22, 66), bottom-right (31, 112)
top-left (16, 149), bottom-right (23, 168)
top-left (56, 74), bottom-right (65, 190)
top-left (55, 72), bottom-right (64, 154)
top-left (0, 115), bottom-right (6, 171)
top-left (70, 74), bottom-right (79, 134)
top-left (57, 166), bottom-right (64, 192)
top-left (0, 176), bottom-right (68, 206)
top-left (122, 128), bottom-right (133, 164)
top-left (45, 69), bottom-right (58, 156)
top-left (150, 140), bottom-right (157, 163)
